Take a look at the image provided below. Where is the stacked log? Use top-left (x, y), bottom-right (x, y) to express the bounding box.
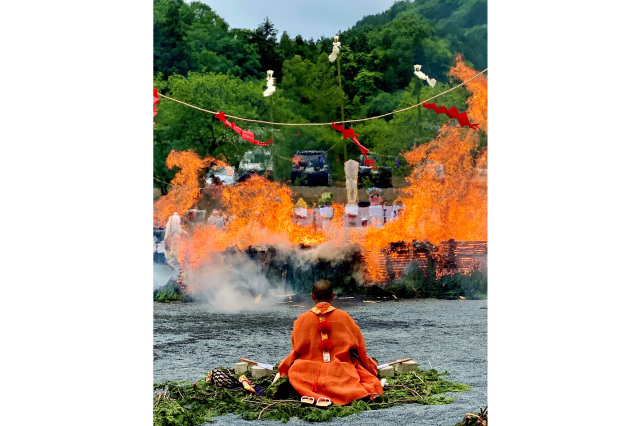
top-left (381, 241), bottom-right (436, 280)
top-left (365, 240), bottom-right (487, 283)
top-left (431, 240), bottom-right (487, 277)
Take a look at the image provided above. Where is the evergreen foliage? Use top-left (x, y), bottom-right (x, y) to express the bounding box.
top-left (154, 280), bottom-right (196, 302)
top-left (153, 367), bottom-right (470, 425)
top-left (153, 282), bottom-right (184, 302)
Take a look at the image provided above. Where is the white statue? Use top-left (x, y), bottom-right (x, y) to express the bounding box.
top-left (344, 159), bottom-right (359, 218)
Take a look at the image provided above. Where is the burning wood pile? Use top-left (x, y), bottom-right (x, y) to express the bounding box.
top-left (360, 239), bottom-right (487, 284)
top-left (433, 240), bottom-right (488, 277)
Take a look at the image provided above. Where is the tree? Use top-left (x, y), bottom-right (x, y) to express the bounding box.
top-left (154, 0), bottom-right (194, 77)
top-left (153, 72), bottom-right (264, 186)
top-left (249, 18), bottom-right (282, 75)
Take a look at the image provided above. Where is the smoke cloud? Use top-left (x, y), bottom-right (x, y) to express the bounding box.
top-left (184, 250), bottom-right (284, 312)
top-left (154, 263), bottom-right (178, 289)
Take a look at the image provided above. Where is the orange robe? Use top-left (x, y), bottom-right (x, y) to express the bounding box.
top-left (278, 302), bottom-right (383, 405)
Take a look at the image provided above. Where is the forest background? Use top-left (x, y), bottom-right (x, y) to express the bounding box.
top-left (153, 0), bottom-right (487, 194)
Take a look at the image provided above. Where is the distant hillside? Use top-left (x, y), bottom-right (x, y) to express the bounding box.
top-left (345, 0), bottom-right (487, 71)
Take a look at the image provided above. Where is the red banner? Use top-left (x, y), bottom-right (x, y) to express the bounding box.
top-left (215, 112), bottom-right (275, 147)
top-left (153, 88), bottom-right (159, 123)
top-left (331, 123), bottom-right (376, 169)
top-left (422, 102), bottom-right (479, 130)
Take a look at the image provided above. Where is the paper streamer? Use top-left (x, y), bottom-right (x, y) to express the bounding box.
top-left (413, 64), bottom-right (436, 87)
top-left (263, 70), bottom-right (276, 97)
top-left (328, 35), bottom-right (341, 62)
top-left (215, 111), bottom-right (275, 146)
top-left (421, 102), bottom-right (479, 130)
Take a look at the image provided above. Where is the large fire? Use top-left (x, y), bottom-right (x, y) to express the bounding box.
top-left (173, 175), bottom-right (329, 271)
top-left (153, 150), bottom-right (228, 227)
top-left (360, 56), bottom-right (487, 280)
top-left (154, 56), bottom-right (487, 286)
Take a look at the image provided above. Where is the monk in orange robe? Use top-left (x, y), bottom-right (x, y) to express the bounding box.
top-left (278, 279), bottom-right (383, 406)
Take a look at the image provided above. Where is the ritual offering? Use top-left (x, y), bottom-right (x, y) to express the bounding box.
top-left (238, 375), bottom-right (256, 393)
top-left (345, 204), bottom-right (359, 218)
top-left (389, 197), bottom-right (405, 222)
top-left (367, 187), bottom-right (384, 227)
top-left (344, 159), bottom-right (359, 204)
top-left (238, 357), bottom-right (274, 371)
top-left (294, 198), bottom-right (308, 218)
top-left (205, 368), bottom-right (242, 389)
top-left (377, 357), bottom-right (413, 370)
top-left (318, 192), bottom-right (334, 221)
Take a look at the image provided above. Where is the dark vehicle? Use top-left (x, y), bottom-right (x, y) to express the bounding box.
top-left (358, 157), bottom-right (393, 188)
top-left (291, 150), bottom-right (332, 186)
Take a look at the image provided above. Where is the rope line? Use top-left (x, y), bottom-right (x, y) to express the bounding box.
top-left (325, 139), bottom-right (341, 153)
top-left (156, 68), bottom-right (487, 127)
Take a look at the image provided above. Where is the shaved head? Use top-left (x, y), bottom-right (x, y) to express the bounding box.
top-left (312, 279), bottom-right (334, 302)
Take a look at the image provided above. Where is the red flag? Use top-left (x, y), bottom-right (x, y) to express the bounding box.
top-left (214, 111), bottom-right (275, 146)
top-left (331, 122), bottom-right (376, 170)
top-left (351, 136), bottom-right (369, 156)
top-left (422, 102), bottom-right (479, 130)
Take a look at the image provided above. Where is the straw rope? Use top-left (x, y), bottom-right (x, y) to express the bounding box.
top-left (156, 68), bottom-right (487, 127)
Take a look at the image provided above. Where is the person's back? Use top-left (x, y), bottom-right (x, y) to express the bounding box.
top-left (278, 280), bottom-right (383, 406)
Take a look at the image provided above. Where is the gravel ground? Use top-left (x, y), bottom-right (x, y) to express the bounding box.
top-left (154, 298), bottom-right (487, 426)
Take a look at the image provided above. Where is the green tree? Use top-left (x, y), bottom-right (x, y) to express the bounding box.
top-left (153, 0), bottom-right (195, 77)
top-left (153, 72), bottom-right (264, 185)
top-left (249, 18), bottom-right (282, 75)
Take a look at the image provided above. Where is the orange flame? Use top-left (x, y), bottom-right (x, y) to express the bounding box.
top-left (359, 57), bottom-right (488, 280)
top-left (449, 53), bottom-right (488, 131)
top-left (175, 174), bottom-right (328, 271)
top-left (291, 155), bottom-right (304, 168)
top-left (153, 150), bottom-right (228, 227)
top-left (158, 58), bottom-right (487, 285)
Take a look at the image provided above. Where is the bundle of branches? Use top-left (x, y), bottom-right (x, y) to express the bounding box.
top-left (456, 405), bottom-right (488, 426)
top-left (153, 367), bottom-right (471, 425)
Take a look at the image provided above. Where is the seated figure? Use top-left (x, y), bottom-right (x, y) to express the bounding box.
top-left (278, 280), bottom-right (383, 406)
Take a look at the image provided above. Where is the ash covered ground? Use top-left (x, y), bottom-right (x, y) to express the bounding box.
top-left (154, 297), bottom-right (487, 425)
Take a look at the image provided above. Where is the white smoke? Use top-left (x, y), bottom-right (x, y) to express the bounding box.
top-left (271, 239), bottom-right (367, 287)
top-left (154, 263), bottom-right (178, 289)
top-left (184, 250), bottom-right (285, 312)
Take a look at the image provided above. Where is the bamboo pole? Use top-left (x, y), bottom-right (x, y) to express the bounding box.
top-left (336, 46), bottom-right (346, 163)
